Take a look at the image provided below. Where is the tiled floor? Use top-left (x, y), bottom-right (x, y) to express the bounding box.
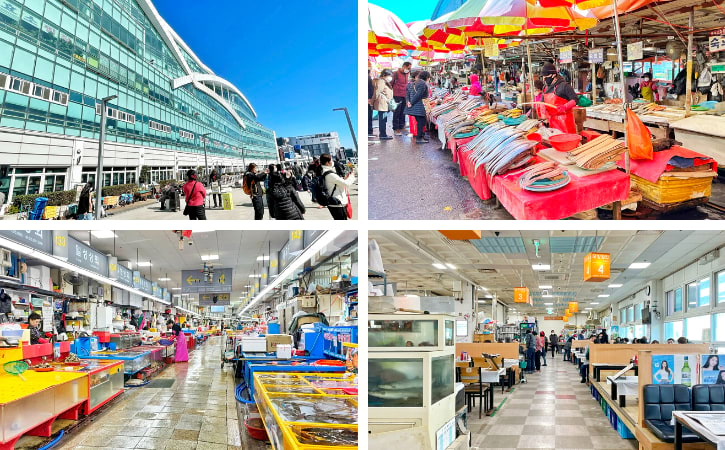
top-left (468, 352), bottom-right (639, 450)
top-left (53, 336), bottom-right (250, 450)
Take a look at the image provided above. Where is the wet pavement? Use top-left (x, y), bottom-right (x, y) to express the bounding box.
top-left (368, 125), bottom-right (725, 220)
top-left (44, 336), bottom-right (263, 450)
top-left (368, 130), bottom-right (513, 220)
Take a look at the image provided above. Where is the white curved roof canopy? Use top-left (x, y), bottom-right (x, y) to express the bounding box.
top-left (136, 0), bottom-right (257, 129)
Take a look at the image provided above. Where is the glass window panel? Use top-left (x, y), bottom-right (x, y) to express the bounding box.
top-left (698, 277), bottom-right (711, 307)
top-left (716, 313), bottom-right (725, 342)
top-left (685, 315), bottom-right (710, 342)
top-left (54, 175), bottom-right (64, 191)
top-left (687, 282), bottom-right (698, 309)
top-left (675, 288), bottom-right (683, 312)
top-left (665, 321), bottom-right (683, 340)
top-left (27, 176), bottom-right (40, 194)
top-left (12, 176), bottom-right (27, 197)
top-left (627, 306), bottom-right (634, 323)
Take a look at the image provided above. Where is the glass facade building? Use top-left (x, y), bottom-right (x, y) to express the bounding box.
top-left (0, 0), bottom-right (277, 201)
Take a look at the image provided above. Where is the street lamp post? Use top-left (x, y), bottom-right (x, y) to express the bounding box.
top-left (333, 107), bottom-right (358, 156)
top-left (201, 132), bottom-right (211, 183)
top-left (95, 95), bottom-right (117, 220)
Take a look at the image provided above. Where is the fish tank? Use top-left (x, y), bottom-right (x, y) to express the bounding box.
top-left (368, 358), bottom-right (424, 407)
top-left (368, 314), bottom-right (456, 352)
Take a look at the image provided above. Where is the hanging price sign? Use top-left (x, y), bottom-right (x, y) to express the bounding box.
top-left (583, 252), bottom-right (611, 282)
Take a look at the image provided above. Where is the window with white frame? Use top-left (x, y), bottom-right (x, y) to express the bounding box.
top-left (95, 104), bottom-right (135, 124)
top-left (179, 130), bottom-right (194, 140)
top-left (627, 305), bottom-right (634, 323)
top-left (717, 270), bottom-right (725, 304)
top-left (2, 75), bottom-right (68, 105)
top-left (685, 314), bottom-right (710, 342)
top-left (687, 278), bottom-right (711, 310)
top-left (715, 313), bottom-right (725, 342)
top-left (665, 321), bottom-right (683, 340)
top-left (149, 121), bottom-right (171, 133)
top-left (635, 303), bottom-right (643, 321)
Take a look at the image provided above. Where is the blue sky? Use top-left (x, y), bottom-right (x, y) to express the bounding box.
top-left (155, 0), bottom-right (357, 149)
top-left (370, 0), bottom-right (441, 23)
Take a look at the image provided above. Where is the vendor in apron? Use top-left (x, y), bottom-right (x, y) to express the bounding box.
top-left (640, 72), bottom-right (657, 102)
top-left (541, 62), bottom-right (578, 134)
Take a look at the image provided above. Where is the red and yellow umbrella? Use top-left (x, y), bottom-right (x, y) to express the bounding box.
top-left (368, 3), bottom-right (420, 54)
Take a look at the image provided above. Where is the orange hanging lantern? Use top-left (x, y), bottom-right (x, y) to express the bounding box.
top-left (569, 302), bottom-right (579, 313)
top-left (583, 252), bottom-right (611, 282)
top-left (563, 316), bottom-right (569, 322)
top-left (565, 308), bottom-right (570, 316)
top-left (514, 287), bottom-right (529, 303)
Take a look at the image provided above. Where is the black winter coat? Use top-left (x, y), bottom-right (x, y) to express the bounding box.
top-left (271, 184), bottom-right (304, 220)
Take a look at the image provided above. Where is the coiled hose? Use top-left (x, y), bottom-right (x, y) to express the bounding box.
top-left (38, 430), bottom-right (64, 450)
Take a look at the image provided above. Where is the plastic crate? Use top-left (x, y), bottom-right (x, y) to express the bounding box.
top-left (617, 418), bottom-right (635, 439)
top-left (609, 408), bottom-right (617, 429)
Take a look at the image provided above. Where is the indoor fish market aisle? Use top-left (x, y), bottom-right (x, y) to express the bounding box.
top-left (51, 335), bottom-right (250, 450)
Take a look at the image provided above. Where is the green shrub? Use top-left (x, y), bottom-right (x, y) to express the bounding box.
top-left (13, 190), bottom-right (77, 208)
top-left (6, 205), bottom-right (19, 215)
top-left (101, 183), bottom-right (138, 197)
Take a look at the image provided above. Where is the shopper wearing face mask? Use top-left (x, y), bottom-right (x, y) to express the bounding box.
top-left (640, 72), bottom-right (657, 102)
top-left (372, 69), bottom-right (395, 140)
top-left (540, 62), bottom-right (578, 134)
top-left (392, 62), bottom-right (412, 135)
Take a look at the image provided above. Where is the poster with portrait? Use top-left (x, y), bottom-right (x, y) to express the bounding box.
top-left (652, 354), bottom-right (698, 385)
top-left (701, 354), bottom-right (725, 385)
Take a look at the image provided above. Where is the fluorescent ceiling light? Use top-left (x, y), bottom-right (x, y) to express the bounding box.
top-left (171, 287), bottom-right (181, 290)
top-left (158, 277), bottom-right (170, 281)
top-left (0, 237), bottom-right (170, 306)
top-left (248, 274), bottom-right (262, 278)
top-left (91, 230), bottom-right (117, 239)
top-left (432, 263), bottom-right (446, 269)
top-left (445, 263), bottom-right (456, 270)
top-left (240, 230), bottom-right (345, 316)
top-left (532, 263), bottom-right (550, 271)
top-left (136, 261), bottom-right (152, 267)
top-left (245, 285), bottom-right (252, 288)
top-left (544, 302), bottom-right (553, 306)
top-left (257, 255), bottom-right (270, 261)
top-left (598, 294), bottom-right (610, 298)
top-left (542, 294), bottom-right (553, 298)
top-left (201, 254), bottom-right (219, 261)
top-left (585, 307), bottom-right (592, 310)
top-left (538, 285), bottom-right (552, 289)
top-left (608, 284), bottom-right (623, 288)
top-left (629, 262), bottom-right (651, 269)
top-left (590, 302), bottom-right (600, 305)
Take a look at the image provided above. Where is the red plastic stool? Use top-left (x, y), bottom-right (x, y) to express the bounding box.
top-left (581, 130), bottom-right (602, 143)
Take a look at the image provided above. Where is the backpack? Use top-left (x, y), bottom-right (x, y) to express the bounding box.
top-left (242, 173), bottom-right (254, 196)
top-left (311, 171), bottom-right (339, 207)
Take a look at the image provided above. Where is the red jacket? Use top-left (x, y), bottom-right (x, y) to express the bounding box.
top-left (392, 69), bottom-right (409, 97)
top-left (183, 180), bottom-right (206, 206)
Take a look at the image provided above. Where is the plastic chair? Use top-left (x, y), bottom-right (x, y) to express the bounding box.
top-left (28, 197), bottom-right (48, 220)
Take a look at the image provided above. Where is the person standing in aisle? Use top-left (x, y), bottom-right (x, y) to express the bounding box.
top-left (540, 331), bottom-right (548, 366)
top-left (640, 73), bottom-right (657, 102)
top-left (269, 171), bottom-right (305, 220)
top-left (368, 70), bottom-right (375, 137)
top-left (564, 334), bottom-right (573, 361)
top-left (243, 163), bottom-right (267, 220)
top-left (319, 153), bottom-right (355, 220)
top-left (549, 330), bottom-right (559, 358)
top-left (540, 62), bottom-right (577, 134)
top-left (599, 329), bottom-right (609, 344)
top-left (182, 169), bottom-right (207, 220)
top-left (28, 313), bottom-right (49, 345)
top-left (524, 329), bottom-right (536, 374)
top-left (535, 330), bottom-right (544, 371)
top-left (392, 62), bottom-right (411, 135)
top-left (208, 169), bottom-right (222, 209)
top-left (405, 71), bottom-right (431, 144)
top-left (167, 320), bottom-right (188, 362)
top-left (373, 69), bottom-right (395, 140)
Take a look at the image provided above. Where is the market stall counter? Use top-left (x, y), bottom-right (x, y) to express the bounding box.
top-left (80, 350), bottom-right (151, 376)
top-left (50, 360), bottom-right (124, 415)
top-left (253, 372), bottom-right (358, 450)
top-left (0, 370), bottom-right (88, 450)
top-left (244, 357), bottom-right (347, 401)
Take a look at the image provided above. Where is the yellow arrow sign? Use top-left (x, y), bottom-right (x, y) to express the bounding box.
top-left (186, 275), bottom-right (200, 285)
top-left (218, 273), bottom-right (225, 285)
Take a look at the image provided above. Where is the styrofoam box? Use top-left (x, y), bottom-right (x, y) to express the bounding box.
top-left (241, 337), bottom-right (267, 353)
top-left (276, 344), bottom-right (292, 359)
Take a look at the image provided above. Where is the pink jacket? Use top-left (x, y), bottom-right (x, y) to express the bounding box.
top-left (183, 180), bottom-right (207, 206)
top-left (536, 335), bottom-right (545, 352)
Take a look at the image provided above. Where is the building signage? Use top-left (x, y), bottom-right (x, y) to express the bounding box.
top-left (588, 48), bottom-right (604, 64)
top-left (627, 41), bottom-right (643, 61)
top-left (583, 252), bottom-right (610, 282)
top-left (132, 271), bottom-right (141, 289)
top-left (514, 287), bottom-right (530, 304)
top-left (709, 35), bottom-right (725, 53)
top-left (116, 265), bottom-right (133, 287)
top-left (199, 293), bottom-right (231, 306)
top-left (67, 238), bottom-right (108, 276)
top-left (0, 230), bottom-right (53, 254)
top-left (152, 282), bottom-right (158, 297)
top-left (139, 277), bottom-right (152, 295)
top-left (181, 268), bottom-right (233, 294)
top-left (52, 231), bottom-right (69, 260)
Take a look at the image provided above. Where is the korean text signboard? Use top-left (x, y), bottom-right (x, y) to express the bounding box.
top-left (181, 268), bottom-right (233, 294)
top-left (588, 48), bottom-right (604, 64)
top-left (199, 293), bottom-right (231, 306)
top-left (117, 265), bottom-right (133, 287)
top-left (559, 46), bottom-right (572, 64)
top-left (709, 35), bottom-right (725, 53)
top-left (0, 230), bottom-right (52, 254)
top-left (67, 238), bottom-right (108, 277)
top-left (514, 287), bottom-right (530, 304)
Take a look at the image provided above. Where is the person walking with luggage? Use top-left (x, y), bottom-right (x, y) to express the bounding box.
top-left (392, 62), bottom-right (411, 135)
top-left (243, 163), bottom-right (267, 220)
top-left (317, 153), bottom-right (355, 220)
top-left (182, 169), bottom-right (207, 220)
top-left (549, 330), bottom-right (559, 358)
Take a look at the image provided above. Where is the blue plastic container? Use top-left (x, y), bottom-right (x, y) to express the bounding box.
top-left (268, 323), bottom-right (280, 334)
top-left (29, 197), bottom-right (48, 220)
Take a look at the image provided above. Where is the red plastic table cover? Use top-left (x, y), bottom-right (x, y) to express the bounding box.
top-left (616, 146), bottom-right (717, 183)
top-left (491, 158), bottom-right (630, 220)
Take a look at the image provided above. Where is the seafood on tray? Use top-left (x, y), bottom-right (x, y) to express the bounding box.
top-left (519, 162), bottom-right (570, 192)
top-left (460, 122), bottom-right (537, 176)
top-left (567, 135), bottom-right (626, 170)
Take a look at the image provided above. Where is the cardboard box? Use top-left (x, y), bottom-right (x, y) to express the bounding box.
top-left (266, 334), bottom-right (292, 352)
top-left (296, 316), bottom-right (322, 328)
